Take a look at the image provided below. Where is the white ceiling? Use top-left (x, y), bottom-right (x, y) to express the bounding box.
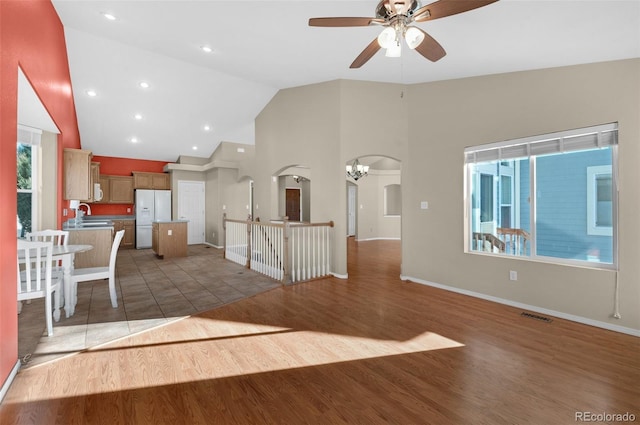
top-left (49, 0), bottom-right (640, 162)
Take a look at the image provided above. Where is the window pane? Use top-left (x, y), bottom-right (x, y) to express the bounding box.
top-left (536, 148), bottom-right (613, 264)
top-left (480, 174), bottom-right (493, 223)
top-left (17, 192), bottom-right (32, 236)
top-left (469, 158), bottom-right (529, 256)
top-left (596, 175), bottom-right (612, 227)
top-left (17, 143), bottom-right (32, 190)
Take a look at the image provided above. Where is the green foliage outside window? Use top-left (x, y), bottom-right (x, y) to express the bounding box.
top-left (17, 143), bottom-right (32, 236)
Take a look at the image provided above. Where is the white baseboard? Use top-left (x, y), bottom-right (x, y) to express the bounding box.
top-left (204, 242), bottom-right (223, 249)
top-left (0, 360), bottom-right (21, 404)
top-left (400, 274), bottom-right (640, 337)
top-left (356, 237), bottom-right (401, 242)
top-left (331, 272), bottom-right (348, 279)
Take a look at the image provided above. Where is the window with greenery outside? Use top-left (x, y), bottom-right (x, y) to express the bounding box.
top-left (17, 143), bottom-right (32, 237)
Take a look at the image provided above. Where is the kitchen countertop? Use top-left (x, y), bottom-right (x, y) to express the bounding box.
top-left (153, 219), bottom-right (189, 224)
top-left (86, 215), bottom-right (136, 220)
top-left (63, 221), bottom-right (114, 231)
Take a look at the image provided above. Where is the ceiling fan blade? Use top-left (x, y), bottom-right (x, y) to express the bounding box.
top-left (350, 38), bottom-right (382, 69)
top-left (414, 29), bottom-right (446, 62)
top-left (309, 17), bottom-right (381, 27)
top-left (413, 0), bottom-right (498, 22)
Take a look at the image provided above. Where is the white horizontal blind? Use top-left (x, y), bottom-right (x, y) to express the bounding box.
top-left (17, 124), bottom-right (42, 146)
top-left (465, 123), bottom-right (618, 163)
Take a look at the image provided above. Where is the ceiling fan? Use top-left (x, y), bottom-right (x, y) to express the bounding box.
top-left (309, 0), bottom-right (498, 68)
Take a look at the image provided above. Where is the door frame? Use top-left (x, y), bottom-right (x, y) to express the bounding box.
top-left (177, 180), bottom-right (205, 245)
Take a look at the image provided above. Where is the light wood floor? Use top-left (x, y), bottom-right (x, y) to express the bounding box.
top-left (1, 239), bottom-right (639, 424)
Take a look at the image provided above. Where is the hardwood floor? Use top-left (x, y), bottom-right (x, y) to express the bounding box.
top-left (1, 239), bottom-right (639, 424)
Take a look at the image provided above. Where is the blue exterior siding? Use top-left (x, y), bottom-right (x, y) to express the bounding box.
top-left (534, 148), bottom-right (612, 263)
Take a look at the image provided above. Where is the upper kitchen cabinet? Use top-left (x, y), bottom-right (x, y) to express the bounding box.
top-left (96, 175), bottom-right (134, 204)
top-left (96, 175), bottom-right (110, 204)
top-left (64, 148), bottom-right (93, 201)
top-left (109, 176), bottom-right (134, 203)
top-left (133, 171), bottom-right (170, 190)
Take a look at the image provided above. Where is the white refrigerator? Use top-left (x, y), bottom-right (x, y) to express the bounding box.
top-left (135, 189), bottom-right (172, 249)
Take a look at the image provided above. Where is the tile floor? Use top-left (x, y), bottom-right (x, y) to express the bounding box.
top-left (18, 244), bottom-right (281, 368)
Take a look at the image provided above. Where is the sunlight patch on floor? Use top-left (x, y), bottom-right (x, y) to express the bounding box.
top-left (9, 318), bottom-right (464, 402)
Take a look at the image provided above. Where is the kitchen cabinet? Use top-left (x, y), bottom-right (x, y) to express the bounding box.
top-left (94, 175), bottom-right (134, 204)
top-left (133, 171), bottom-right (170, 190)
top-left (113, 219), bottom-right (135, 249)
top-left (109, 176), bottom-right (134, 203)
top-left (152, 221), bottom-right (187, 258)
top-left (96, 175), bottom-right (110, 204)
top-left (63, 148), bottom-right (92, 200)
top-left (67, 227), bottom-right (113, 268)
top-left (90, 162), bottom-right (101, 202)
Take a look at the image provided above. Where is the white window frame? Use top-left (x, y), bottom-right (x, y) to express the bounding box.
top-left (464, 123), bottom-right (618, 270)
top-left (17, 125), bottom-right (41, 235)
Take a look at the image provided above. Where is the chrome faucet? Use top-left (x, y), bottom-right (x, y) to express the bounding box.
top-left (78, 203), bottom-right (92, 216)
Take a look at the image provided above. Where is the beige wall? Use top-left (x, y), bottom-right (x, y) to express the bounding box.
top-left (403, 59), bottom-right (639, 331)
top-left (255, 80), bottom-right (408, 275)
top-left (354, 171), bottom-right (401, 240)
top-left (254, 59), bottom-right (639, 332)
top-left (39, 131), bottom-right (58, 230)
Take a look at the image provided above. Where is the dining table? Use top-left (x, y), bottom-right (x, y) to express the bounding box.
top-left (18, 243), bottom-right (93, 318)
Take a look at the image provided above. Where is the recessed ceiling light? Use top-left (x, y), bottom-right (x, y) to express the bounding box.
top-left (201, 46), bottom-right (213, 53)
top-left (101, 12), bottom-right (117, 21)
top-left (86, 90), bottom-right (97, 97)
top-left (192, 146), bottom-right (198, 151)
top-left (203, 125), bottom-right (211, 131)
top-left (139, 81), bottom-right (150, 89)
top-left (130, 137), bottom-right (138, 143)
top-left (134, 113), bottom-right (143, 120)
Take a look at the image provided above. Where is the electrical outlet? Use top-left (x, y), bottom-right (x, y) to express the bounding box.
top-left (127, 207), bottom-right (131, 213)
top-left (509, 270), bottom-right (518, 281)
top-left (168, 229), bottom-right (172, 236)
top-left (63, 208), bottom-right (68, 217)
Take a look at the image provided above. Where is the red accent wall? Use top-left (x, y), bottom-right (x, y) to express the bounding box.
top-left (0, 0), bottom-right (81, 390)
top-left (91, 156), bottom-right (170, 216)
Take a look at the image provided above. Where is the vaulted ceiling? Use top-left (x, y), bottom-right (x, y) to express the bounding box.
top-left (50, 0), bottom-right (640, 162)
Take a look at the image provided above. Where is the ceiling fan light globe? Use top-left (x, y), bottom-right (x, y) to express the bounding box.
top-left (405, 26), bottom-right (425, 49)
top-left (385, 43), bottom-right (402, 57)
top-left (377, 27), bottom-right (397, 49)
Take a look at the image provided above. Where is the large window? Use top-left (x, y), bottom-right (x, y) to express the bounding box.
top-left (465, 123), bottom-right (617, 268)
top-left (17, 126), bottom-right (41, 237)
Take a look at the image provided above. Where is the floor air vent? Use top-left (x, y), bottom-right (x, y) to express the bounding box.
top-left (521, 312), bottom-right (553, 323)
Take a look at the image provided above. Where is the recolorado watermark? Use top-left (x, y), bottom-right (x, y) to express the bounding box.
top-left (575, 411), bottom-right (636, 422)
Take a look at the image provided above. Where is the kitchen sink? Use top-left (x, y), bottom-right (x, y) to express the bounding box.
top-left (79, 221), bottom-right (112, 227)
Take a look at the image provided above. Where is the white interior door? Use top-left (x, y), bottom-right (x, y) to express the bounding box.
top-left (347, 185), bottom-right (356, 236)
top-left (178, 180), bottom-right (205, 245)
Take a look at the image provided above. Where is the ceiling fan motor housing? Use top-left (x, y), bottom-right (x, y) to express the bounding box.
top-left (376, 0), bottom-right (421, 19)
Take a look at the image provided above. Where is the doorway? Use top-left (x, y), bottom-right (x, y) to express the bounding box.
top-left (286, 188), bottom-right (301, 221)
top-left (177, 180), bottom-right (205, 244)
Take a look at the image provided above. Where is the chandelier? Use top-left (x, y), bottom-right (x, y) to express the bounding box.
top-left (346, 158), bottom-right (369, 181)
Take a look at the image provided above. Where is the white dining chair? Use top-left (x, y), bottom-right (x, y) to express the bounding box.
top-left (25, 229), bottom-right (69, 246)
top-left (70, 230), bottom-right (125, 309)
top-left (17, 239), bottom-right (62, 337)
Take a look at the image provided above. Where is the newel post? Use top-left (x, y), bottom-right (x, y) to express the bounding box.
top-left (246, 214), bottom-right (252, 269)
top-left (222, 213), bottom-right (227, 259)
top-left (282, 218), bottom-right (291, 285)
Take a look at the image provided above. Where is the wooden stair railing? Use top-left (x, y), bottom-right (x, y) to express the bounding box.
top-left (472, 232), bottom-right (505, 253)
top-left (497, 227), bottom-right (530, 256)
